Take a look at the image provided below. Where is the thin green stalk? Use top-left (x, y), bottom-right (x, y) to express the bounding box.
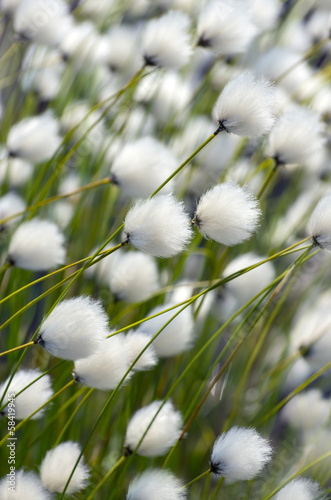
top-left (0, 341), bottom-right (34, 357)
top-left (182, 469), bottom-right (211, 489)
top-left (210, 476), bottom-right (225, 500)
top-left (257, 161), bottom-right (277, 198)
top-left (86, 455), bottom-right (126, 500)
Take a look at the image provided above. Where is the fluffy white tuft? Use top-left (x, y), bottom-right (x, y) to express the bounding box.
top-left (274, 477), bottom-right (322, 500)
top-left (194, 182), bottom-right (261, 246)
top-left (37, 296), bottom-right (109, 361)
top-left (40, 441), bottom-right (89, 494)
top-left (308, 193), bottom-right (331, 251)
top-left (138, 303), bottom-right (194, 357)
top-left (197, 0), bottom-right (258, 55)
top-left (127, 469), bottom-right (186, 500)
top-left (124, 194), bottom-right (193, 258)
top-left (125, 400), bottom-right (183, 456)
top-left (142, 10), bottom-right (192, 70)
top-left (0, 470), bottom-right (52, 500)
top-left (0, 154), bottom-right (33, 188)
top-left (281, 389), bottom-right (331, 432)
top-left (0, 192), bottom-right (26, 230)
top-left (73, 334), bottom-right (131, 390)
top-left (125, 331), bottom-right (158, 371)
top-left (210, 426), bottom-right (272, 480)
top-left (8, 218), bottom-right (66, 271)
top-left (0, 369), bottom-right (53, 420)
top-left (111, 137), bottom-right (177, 198)
top-left (7, 112), bottom-right (62, 163)
top-left (213, 71), bottom-right (277, 137)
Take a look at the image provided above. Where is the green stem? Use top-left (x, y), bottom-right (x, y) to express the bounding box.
top-left (86, 456), bottom-right (126, 499)
top-left (0, 341), bottom-right (34, 357)
top-left (182, 469), bottom-right (211, 489)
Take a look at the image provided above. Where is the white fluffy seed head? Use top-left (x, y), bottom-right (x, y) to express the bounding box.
top-left (308, 193), bottom-right (331, 251)
top-left (109, 251), bottom-right (159, 303)
top-left (274, 477), bottom-right (322, 500)
top-left (73, 334), bottom-right (131, 390)
top-left (0, 369), bottom-right (53, 420)
top-left (281, 389), bottom-right (331, 432)
top-left (8, 218), bottom-right (66, 271)
top-left (111, 137), bottom-right (177, 198)
top-left (194, 182), bottom-right (261, 246)
top-left (197, 0), bottom-right (258, 55)
top-left (124, 194), bottom-right (193, 258)
top-left (0, 192), bottom-right (26, 230)
top-left (210, 427), bottom-right (273, 480)
top-left (0, 154), bottom-right (33, 188)
top-left (37, 296), bottom-right (109, 361)
top-left (142, 10), bottom-right (192, 70)
top-left (268, 106), bottom-right (326, 166)
top-left (138, 303), bottom-right (194, 357)
top-left (213, 71), bottom-right (277, 137)
top-left (40, 441), bottom-right (90, 494)
top-left (0, 470), bottom-right (52, 500)
top-left (127, 469), bottom-right (186, 500)
top-left (7, 112), bottom-right (62, 163)
top-left (125, 331), bottom-right (158, 371)
top-left (125, 400), bottom-right (183, 456)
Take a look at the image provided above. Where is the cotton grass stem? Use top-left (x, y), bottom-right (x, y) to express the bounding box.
top-left (182, 469), bottom-right (211, 489)
top-left (0, 341), bottom-right (34, 357)
top-left (86, 455), bottom-right (126, 499)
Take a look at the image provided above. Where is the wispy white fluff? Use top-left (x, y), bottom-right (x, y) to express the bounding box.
top-left (124, 194), bottom-right (193, 258)
top-left (268, 107), bottom-right (325, 166)
top-left (127, 469), bottom-right (186, 500)
top-left (0, 369), bottom-right (53, 420)
top-left (125, 331), bottom-right (158, 371)
top-left (281, 389), bottom-right (331, 432)
top-left (111, 137), bottom-right (176, 198)
top-left (274, 477), bottom-right (322, 500)
top-left (151, 72), bottom-right (192, 126)
top-left (213, 71), bottom-right (277, 137)
top-left (138, 303), bottom-right (194, 357)
top-left (210, 427), bottom-right (272, 479)
top-left (37, 296), bottom-right (109, 361)
top-left (0, 153), bottom-right (33, 188)
top-left (0, 192), bottom-right (26, 230)
top-left (104, 25), bottom-right (139, 73)
top-left (40, 441), bottom-right (90, 494)
top-left (8, 218), bottom-right (66, 271)
top-left (197, 0), bottom-right (258, 55)
top-left (142, 10), bottom-right (192, 70)
top-left (74, 334), bottom-right (131, 390)
top-left (125, 400), bottom-right (183, 456)
top-left (7, 112), bottom-right (62, 163)
top-left (194, 182), bottom-right (261, 246)
top-left (308, 194), bottom-right (331, 251)
top-left (250, 0), bottom-right (280, 30)
top-left (0, 470), bottom-right (52, 500)
top-left (60, 21), bottom-right (103, 65)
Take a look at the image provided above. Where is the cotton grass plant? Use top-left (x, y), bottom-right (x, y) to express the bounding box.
top-left (0, 1), bottom-right (331, 499)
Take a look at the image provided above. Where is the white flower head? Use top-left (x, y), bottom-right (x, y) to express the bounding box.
top-left (36, 296), bottom-right (109, 361)
top-left (142, 10), bottom-right (192, 70)
top-left (125, 331), bottom-right (158, 371)
top-left (124, 194), bottom-right (193, 258)
top-left (73, 334), bottom-right (131, 390)
top-left (213, 71), bottom-right (277, 137)
top-left (127, 469), bottom-right (186, 500)
top-left (0, 192), bottom-right (26, 230)
top-left (125, 400), bottom-right (183, 456)
top-left (8, 218), bottom-right (66, 271)
top-left (105, 25), bottom-right (139, 72)
top-left (281, 389), bottom-right (331, 431)
top-left (197, 0), bottom-right (258, 55)
top-left (0, 369), bottom-right (53, 420)
top-left (0, 155), bottom-right (33, 188)
top-left (194, 182), bottom-right (261, 246)
top-left (7, 112), bottom-right (62, 163)
top-left (308, 193), bottom-right (331, 250)
top-left (138, 303), bottom-right (194, 357)
top-left (110, 137), bottom-right (177, 198)
top-left (40, 441), bottom-right (89, 494)
top-left (210, 427), bottom-right (272, 480)
top-left (0, 470), bottom-right (52, 500)
top-left (274, 477), bottom-right (322, 500)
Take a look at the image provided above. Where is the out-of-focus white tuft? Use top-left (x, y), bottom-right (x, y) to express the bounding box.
top-left (37, 296), bottom-right (109, 361)
top-left (73, 334), bottom-right (131, 390)
top-left (281, 389), bottom-right (331, 432)
top-left (213, 71), bottom-right (277, 137)
top-left (124, 194), bottom-right (193, 258)
top-left (142, 10), bottom-right (192, 70)
top-left (110, 137), bottom-right (177, 198)
top-left (274, 477), bottom-right (322, 500)
top-left (0, 192), bottom-right (26, 230)
top-left (8, 219), bottom-right (66, 271)
top-left (1, 0), bottom-right (25, 14)
top-left (40, 441), bottom-right (89, 494)
top-left (210, 426), bottom-right (272, 480)
top-left (127, 469), bottom-right (186, 500)
top-left (250, 0), bottom-right (281, 30)
top-left (84, 245), bottom-right (123, 284)
top-left (0, 369), bottom-right (53, 420)
top-left (138, 302), bottom-right (194, 357)
top-left (125, 331), bottom-right (158, 371)
top-left (59, 21), bottom-right (104, 66)
top-left (151, 72), bottom-right (193, 126)
top-left (197, 0), bottom-right (258, 55)
top-left (0, 470), bottom-right (52, 500)
top-left (194, 182), bottom-right (261, 246)
top-left (308, 193), bottom-right (331, 251)
top-left (7, 112), bottom-right (62, 163)
top-left (0, 152), bottom-right (33, 188)
top-left (125, 400), bottom-right (183, 456)
top-left (103, 25), bottom-right (140, 75)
